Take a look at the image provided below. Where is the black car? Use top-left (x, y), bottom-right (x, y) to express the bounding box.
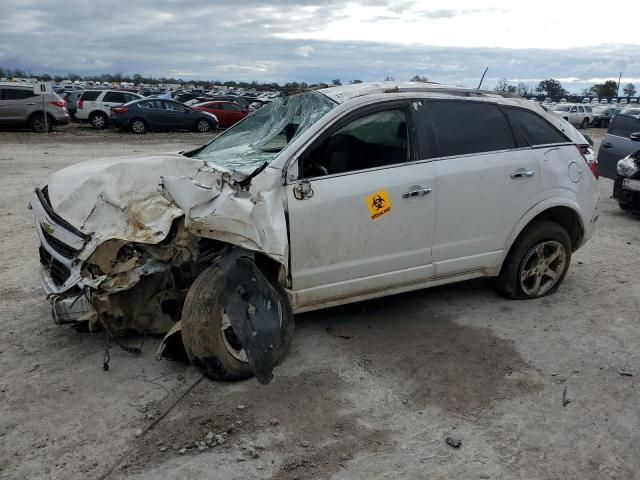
top-left (613, 149), bottom-right (640, 212)
top-left (597, 113), bottom-right (640, 178)
top-left (110, 98), bottom-right (218, 134)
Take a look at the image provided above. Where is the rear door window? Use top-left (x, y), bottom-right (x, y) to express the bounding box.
top-left (502, 108), bottom-right (568, 146)
top-left (102, 92), bottom-right (126, 103)
top-left (424, 101), bottom-right (516, 157)
top-left (81, 91), bottom-right (100, 101)
top-left (3, 89), bottom-right (37, 100)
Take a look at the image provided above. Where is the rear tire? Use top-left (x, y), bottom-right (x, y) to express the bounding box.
top-left (90, 112), bottom-right (108, 129)
top-left (196, 118), bottom-right (213, 133)
top-left (130, 119), bottom-right (147, 134)
top-left (580, 118), bottom-right (589, 129)
top-left (181, 264), bottom-right (295, 381)
top-left (29, 113), bottom-right (52, 133)
top-left (496, 221), bottom-right (572, 299)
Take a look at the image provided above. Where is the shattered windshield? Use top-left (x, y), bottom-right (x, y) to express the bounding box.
top-left (193, 91), bottom-right (336, 172)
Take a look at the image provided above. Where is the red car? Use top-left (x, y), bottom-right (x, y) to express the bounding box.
top-left (194, 101), bottom-right (248, 128)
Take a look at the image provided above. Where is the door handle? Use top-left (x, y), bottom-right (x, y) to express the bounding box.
top-left (402, 187), bottom-right (432, 199)
top-left (602, 142), bottom-right (613, 148)
top-left (511, 169), bottom-right (536, 179)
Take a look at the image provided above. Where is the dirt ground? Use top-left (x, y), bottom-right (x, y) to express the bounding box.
top-left (1, 124), bottom-right (639, 480)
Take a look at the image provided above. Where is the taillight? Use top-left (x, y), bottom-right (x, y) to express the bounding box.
top-left (50, 101), bottom-right (66, 108)
top-left (78, 100), bottom-right (84, 109)
top-left (577, 145), bottom-right (599, 179)
top-left (111, 107), bottom-right (128, 114)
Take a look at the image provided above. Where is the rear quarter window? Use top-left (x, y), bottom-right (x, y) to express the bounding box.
top-left (502, 108), bottom-right (568, 146)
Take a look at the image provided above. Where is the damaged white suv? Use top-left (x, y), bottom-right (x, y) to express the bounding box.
top-left (31, 82), bottom-right (600, 384)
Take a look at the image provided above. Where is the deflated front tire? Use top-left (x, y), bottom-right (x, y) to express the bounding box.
top-left (180, 263), bottom-right (294, 384)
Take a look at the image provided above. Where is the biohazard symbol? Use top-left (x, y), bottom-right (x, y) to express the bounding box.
top-left (366, 190), bottom-right (391, 220)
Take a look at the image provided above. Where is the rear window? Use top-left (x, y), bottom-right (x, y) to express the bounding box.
top-left (81, 91), bottom-right (100, 101)
top-left (2, 88), bottom-right (36, 100)
top-left (609, 114), bottom-right (640, 137)
top-left (503, 108), bottom-right (568, 146)
top-left (425, 101), bottom-right (516, 157)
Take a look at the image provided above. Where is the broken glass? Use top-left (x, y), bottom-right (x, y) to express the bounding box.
top-left (193, 91), bottom-right (336, 172)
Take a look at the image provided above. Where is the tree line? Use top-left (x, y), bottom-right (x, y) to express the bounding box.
top-left (495, 77), bottom-right (637, 99)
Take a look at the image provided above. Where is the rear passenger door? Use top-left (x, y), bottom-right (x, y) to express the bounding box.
top-left (101, 91), bottom-right (127, 112)
top-left (415, 100), bottom-right (541, 276)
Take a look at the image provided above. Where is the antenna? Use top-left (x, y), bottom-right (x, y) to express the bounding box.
top-left (477, 67), bottom-right (488, 90)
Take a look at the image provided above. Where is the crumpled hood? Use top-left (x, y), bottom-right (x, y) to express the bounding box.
top-left (47, 153), bottom-right (207, 243)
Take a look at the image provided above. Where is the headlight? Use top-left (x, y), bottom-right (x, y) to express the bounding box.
top-left (617, 155), bottom-right (640, 177)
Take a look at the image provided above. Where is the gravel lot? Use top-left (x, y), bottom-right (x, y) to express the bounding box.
top-left (1, 125), bottom-right (639, 480)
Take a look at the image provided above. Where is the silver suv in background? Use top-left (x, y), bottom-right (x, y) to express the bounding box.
top-left (76, 90), bottom-right (142, 128)
top-left (0, 83), bottom-right (70, 132)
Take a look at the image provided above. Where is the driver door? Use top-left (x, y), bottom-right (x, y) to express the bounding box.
top-left (286, 103), bottom-right (436, 309)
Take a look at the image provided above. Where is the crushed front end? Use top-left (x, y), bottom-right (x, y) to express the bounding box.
top-left (31, 186), bottom-right (211, 334)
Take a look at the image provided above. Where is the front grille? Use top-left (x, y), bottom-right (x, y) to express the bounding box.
top-left (39, 246), bottom-right (71, 286)
top-left (40, 227), bottom-right (80, 259)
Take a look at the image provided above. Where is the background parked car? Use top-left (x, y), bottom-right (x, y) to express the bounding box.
top-left (194, 100), bottom-right (248, 128)
top-left (590, 106), bottom-right (616, 128)
top-left (76, 90), bottom-right (142, 129)
top-left (597, 113), bottom-right (640, 178)
top-left (552, 103), bottom-right (592, 128)
top-left (110, 98), bottom-right (218, 134)
top-left (0, 83), bottom-right (69, 132)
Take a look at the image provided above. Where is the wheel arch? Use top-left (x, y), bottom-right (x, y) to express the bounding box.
top-left (27, 110), bottom-right (55, 124)
top-left (498, 200), bottom-right (585, 273)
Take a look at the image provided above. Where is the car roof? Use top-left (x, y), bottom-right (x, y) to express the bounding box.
top-left (317, 81), bottom-right (536, 106)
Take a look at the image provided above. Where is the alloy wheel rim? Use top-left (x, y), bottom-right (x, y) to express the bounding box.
top-left (519, 240), bottom-right (566, 297)
top-left (132, 121), bottom-right (144, 133)
top-left (198, 120), bottom-right (209, 132)
top-left (94, 115), bottom-right (105, 127)
top-left (33, 118), bottom-right (45, 132)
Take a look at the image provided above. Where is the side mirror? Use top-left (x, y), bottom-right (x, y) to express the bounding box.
top-left (630, 132), bottom-right (640, 141)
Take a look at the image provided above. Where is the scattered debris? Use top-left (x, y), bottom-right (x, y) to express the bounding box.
top-left (237, 404), bottom-right (246, 411)
top-left (562, 386), bottom-right (571, 407)
top-left (619, 371), bottom-right (633, 377)
top-left (445, 436), bottom-right (462, 448)
top-left (327, 327), bottom-right (353, 339)
top-left (300, 441), bottom-right (310, 448)
top-left (134, 428), bottom-right (143, 437)
top-left (269, 418), bottom-right (280, 426)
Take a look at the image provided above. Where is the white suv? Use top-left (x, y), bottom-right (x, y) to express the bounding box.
top-left (552, 103), bottom-right (593, 128)
top-left (76, 90), bottom-right (142, 128)
top-left (31, 82), bottom-right (600, 384)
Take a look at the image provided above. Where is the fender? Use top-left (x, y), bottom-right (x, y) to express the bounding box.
top-left (497, 197), bottom-right (586, 272)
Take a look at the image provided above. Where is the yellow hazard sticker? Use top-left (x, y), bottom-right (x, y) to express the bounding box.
top-left (366, 190), bottom-right (391, 220)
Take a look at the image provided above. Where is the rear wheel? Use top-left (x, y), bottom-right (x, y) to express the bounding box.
top-left (90, 112), bottom-right (108, 129)
top-left (580, 118), bottom-right (589, 128)
top-left (29, 113), bottom-right (52, 133)
top-left (196, 118), bottom-right (212, 133)
top-left (181, 265), bottom-right (295, 381)
top-left (496, 221), bottom-right (572, 299)
top-left (130, 119), bottom-right (147, 134)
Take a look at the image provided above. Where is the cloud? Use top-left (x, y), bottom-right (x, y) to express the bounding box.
top-left (295, 46), bottom-right (314, 57)
top-left (0, 0), bottom-right (638, 94)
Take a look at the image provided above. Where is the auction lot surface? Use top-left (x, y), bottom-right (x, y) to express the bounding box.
top-left (1, 125), bottom-right (639, 480)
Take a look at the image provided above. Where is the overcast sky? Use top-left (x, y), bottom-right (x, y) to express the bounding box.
top-left (1, 0), bottom-right (639, 93)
